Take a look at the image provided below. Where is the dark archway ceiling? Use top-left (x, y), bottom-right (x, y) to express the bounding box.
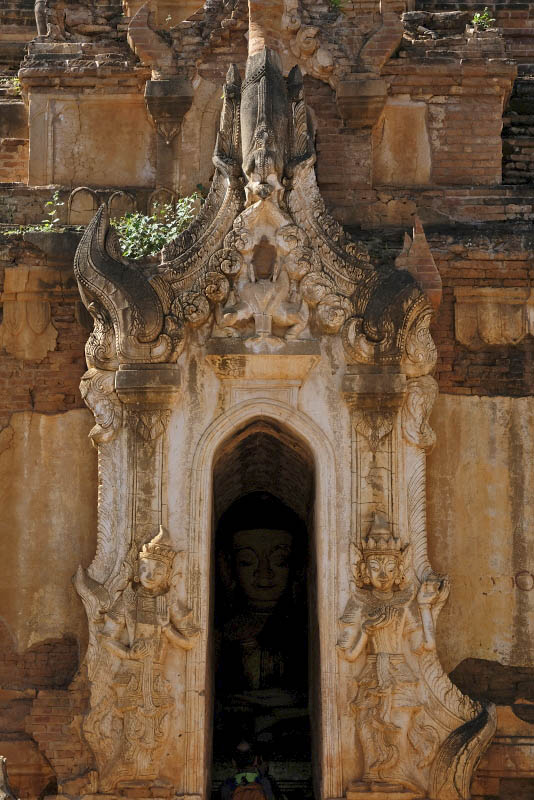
top-left (212, 419), bottom-right (315, 523)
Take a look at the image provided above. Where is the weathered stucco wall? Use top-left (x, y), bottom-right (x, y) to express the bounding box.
top-left (0, 409), bottom-right (96, 659)
top-left (0, 393), bottom-right (532, 796)
top-left (28, 94), bottom-right (156, 188)
top-left (428, 394), bottom-right (534, 674)
top-left (0, 397), bottom-right (532, 678)
top-left (373, 98), bottom-right (431, 186)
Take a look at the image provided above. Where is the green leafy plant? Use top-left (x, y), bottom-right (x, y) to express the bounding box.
top-left (2, 190), bottom-right (65, 236)
top-left (471, 7), bottom-right (496, 30)
top-left (40, 190), bottom-right (65, 230)
top-left (2, 192), bottom-right (198, 247)
top-left (329, 0), bottom-right (345, 10)
top-left (110, 195), bottom-right (199, 258)
top-left (0, 75), bottom-right (21, 95)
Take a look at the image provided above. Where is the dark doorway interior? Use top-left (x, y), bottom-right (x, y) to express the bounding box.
top-left (211, 423), bottom-right (315, 800)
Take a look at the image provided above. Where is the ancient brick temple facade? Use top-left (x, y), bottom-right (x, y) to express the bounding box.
top-left (0, 2), bottom-right (533, 800)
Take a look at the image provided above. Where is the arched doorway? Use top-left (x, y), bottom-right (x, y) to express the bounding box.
top-left (183, 400), bottom-right (342, 800)
top-left (211, 420), bottom-right (315, 799)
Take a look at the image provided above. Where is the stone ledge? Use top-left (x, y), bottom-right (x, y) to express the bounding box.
top-left (115, 363), bottom-right (181, 406)
top-left (454, 287), bottom-right (534, 349)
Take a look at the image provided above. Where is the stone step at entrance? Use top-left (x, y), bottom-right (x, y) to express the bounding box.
top-left (212, 760), bottom-right (313, 800)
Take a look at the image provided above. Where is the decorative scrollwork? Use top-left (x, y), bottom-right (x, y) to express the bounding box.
top-left (283, 247), bottom-right (315, 282)
top-left (84, 301), bottom-right (118, 371)
top-left (278, 224), bottom-right (308, 251)
top-left (80, 368), bottom-right (122, 446)
top-left (224, 222), bottom-right (251, 253)
top-left (300, 272), bottom-right (335, 306)
top-left (404, 310), bottom-right (438, 377)
top-left (317, 293), bottom-right (353, 335)
top-left (209, 248), bottom-right (243, 278)
top-left (203, 272), bottom-right (230, 305)
top-left (181, 292), bottom-right (211, 328)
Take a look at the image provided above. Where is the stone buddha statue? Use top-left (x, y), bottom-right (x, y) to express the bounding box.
top-left (214, 493), bottom-right (309, 757)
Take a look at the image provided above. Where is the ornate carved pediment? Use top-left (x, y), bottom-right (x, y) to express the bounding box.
top-left (74, 47), bottom-right (436, 375)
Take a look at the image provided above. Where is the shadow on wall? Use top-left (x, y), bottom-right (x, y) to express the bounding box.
top-left (0, 619), bottom-right (79, 690)
top-left (450, 657), bottom-right (534, 718)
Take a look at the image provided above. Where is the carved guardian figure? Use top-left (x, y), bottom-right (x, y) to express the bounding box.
top-left (75, 527), bottom-right (197, 791)
top-left (339, 514), bottom-right (495, 799)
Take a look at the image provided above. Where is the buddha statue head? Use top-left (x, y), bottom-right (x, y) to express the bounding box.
top-left (232, 528), bottom-right (292, 610)
top-left (218, 492), bottom-right (305, 613)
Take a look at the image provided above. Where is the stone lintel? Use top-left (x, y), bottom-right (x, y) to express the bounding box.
top-left (205, 340), bottom-right (320, 382)
top-left (115, 364), bottom-right (181, 406)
